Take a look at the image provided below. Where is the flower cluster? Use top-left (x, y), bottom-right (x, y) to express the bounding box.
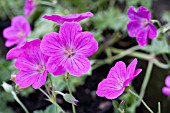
top-left (127, 6), bottom-right (157, 46)
top-left (3, 16), bottom-right (31, 47)
top-left (96, 59), bottom-right (142, 99)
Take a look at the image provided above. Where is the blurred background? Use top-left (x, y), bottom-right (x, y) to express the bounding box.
top-left (0, 0), bottom-right (170, 113)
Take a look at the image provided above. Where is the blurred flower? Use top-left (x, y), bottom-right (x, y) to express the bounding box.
top-left (43, 12), bottom-right (93, 25)
top-left (24, 0), bottom-right (36, 17)
top-left (14, 39), bottom-right (49, 89)
top-left (40, 22), bottom-right (98, 76)
top-left (2, 82), bottom-right (13, 93)
top-left (162, 75), bottom-right (170, 96)
top-left (127, 6), bottom-right (157, 46)
top-left (3, 16), bottom-right (31, 47)
top-left (96, 59), bottom-right (142, 99)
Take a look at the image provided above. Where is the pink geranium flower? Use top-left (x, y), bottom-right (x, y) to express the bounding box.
top-left (24, 0), bottom-right (36, 17)
top-left (96, 59), bottom-right (142, 99)
top-left (127, 6), bottom-right (157, 46)
top-left (42, 12), bottom-right (93, 25)
top-left (14, 39), bottom-right (49, 89)
top-left (40, 22), bottom-right (98, 76)
top-left (162, 75), bottom-right (170, 96)
top-left (3, 16), bottom-right (31, 47)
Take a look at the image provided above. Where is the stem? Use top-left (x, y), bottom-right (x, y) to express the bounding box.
top-left (158, 102), bottom-right (161, 113)
top-left (137, 60), bottom-right (154, 106)
top-left (39, 88), bottom-right (66, 113)
top-left (49, 75), bottom-right (55, 99)
top-left (11, 91), bottom-right (29, 113)
top-left (65, 72), bottom-right (76, 113)
top-left (128, 89), bottom-right (154, 113)
top-left (151, 20), bottom-right (162, 28)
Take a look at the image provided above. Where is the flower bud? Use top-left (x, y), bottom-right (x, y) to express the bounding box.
top-left (1, 82), bottom-right (13, 93)
top-left (63, 94), bottom-right (78, 105)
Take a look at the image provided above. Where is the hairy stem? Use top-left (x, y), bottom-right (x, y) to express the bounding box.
top-left (128, 89), bottom-right (154, 113)
top-left (65, 72), bottom-right (76, 113)
top-left (11, 91), bottom-right (29, 113)
top-left (137, 60), bottom-right (154, 106)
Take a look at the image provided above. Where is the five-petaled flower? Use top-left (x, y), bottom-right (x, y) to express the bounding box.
top-left (43, 12), bottom-right (93, 25)
top-left (96, 59), bottom-right (142, 99)
top-left (3, 16), bottom-right (31, 47)
top-left (127, 6), bottom-right (157, 46)
top-left (40, 22), bottom-right (98, 76)
top-left (24, 0), bottom-right (36, 17)
top-left (14, 39), bottom-right (49, 89)
top-left (162, 75), bottom-right (170, 96)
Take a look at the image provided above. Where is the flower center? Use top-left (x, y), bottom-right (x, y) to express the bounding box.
top-left (36, 64), bottom-right (45, 73)
top-left (17, 32), bottom-right (24, 38)
top-left (118, 80), bottom-right (124, 87)
top-left (64, 48), bottom-right (75, 58)
top-left (141, 19), bottom-right (148, 27)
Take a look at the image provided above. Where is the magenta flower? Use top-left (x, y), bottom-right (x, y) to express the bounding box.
top-left (14, 39), bottom-right (49, 89)
top-left (162, 75), bottom-right (170, 96)
top-left (127, 6), bottom-right (157, 46)
top-left (96, 59), bottom-right (142, 99)
top-left (24, 0), bottom-right (36, 17)
top-left (3, 16), bottom-right (31, 47)
top-left (42, 12), bottom-right (93, 25)
top-left (40, 22), bottom-right (98, 76)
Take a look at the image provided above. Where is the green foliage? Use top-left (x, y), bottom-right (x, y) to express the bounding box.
top-left (142, 35), bottom-right (169, 55)
top-left (33, 104), bottom-right (61, 113)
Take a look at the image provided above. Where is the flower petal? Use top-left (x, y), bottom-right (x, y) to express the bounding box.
top-left (162, 86), bottom-right (170, 96)
top-left (148, 23), bottom-right (157, 39)
top-left (66, 55), bottom-right (91, 76)
top-left (124, 69), bottom-right (142, 87)
top-left (127, 6), bottom-right (138, 20)
top-left (46, 55), bottom-right (66, 75)
top-left (165, 76), bottom-right (170, 87)
top-left (96, 78), bottom-right (125, 99)
top-left (3, 27), bottom-right (18, 39)
top-left (15, 71), bottom-right (38, 88)
top-left (127, 58), bottom-right (137, 78)
top-left (14, 55), bottom-right (37, 71)
top-left (32, 70), bottom-right (47, 89)
top-left (127, 20), bottom-right (141, 37)
top-left (136, 28), bottom-right (148, 46)
top-left (6, 47), bottom-right (22, 60)
top-left (59, 22), bottom-right (82, 47)
top-left (107, 61), bottom-right (126, 82)
top-left (5, 40), bottom-right (18, 47)
top-left (40, 32), bottom-right (64, 56)
top-left (137, 6), bottom-right (151, 21)
top-left (74, 32), bottom-right (98, 57)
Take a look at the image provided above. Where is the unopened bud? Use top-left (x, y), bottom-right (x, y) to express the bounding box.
top-left (63, 94), bottom-right (78, 105)
top-left (1, 82), bottom-right (13, 93)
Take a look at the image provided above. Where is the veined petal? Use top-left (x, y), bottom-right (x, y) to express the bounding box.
top-left (148, 23), bottom-right (157, 39)
top-left (46, 55), bottom-right (66, 75)
top-left (137, 6), bottom-right (151, 22)
top-left (6, 47), bottom-right (22, 60)
top-left (127, 20), bottom-right (141, 37)
top-left (127, 58), bottom-right (137, 78)
top-left (66, 55), bottom-right (90, 76)
top-left (74, 32), bottom-right (98, 57)
top-left (59, 22), bottom-right (82, 47)
top-left (40, 32), bottom-right (64, 56)
top-left (136, 28), bottom-right (148, 46)
top-left (96, 78), bottom-right (125, 99)
top-left (124, 69), bottom-right (142, 87)
top-left (162, 87), bottom-right (170, 96)
top-left (32, 70), bottom-right (47, 89)
top-left (15, 71), bottom-right (38, 88)
top-left (107, 61), bottom-right (127, 82)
